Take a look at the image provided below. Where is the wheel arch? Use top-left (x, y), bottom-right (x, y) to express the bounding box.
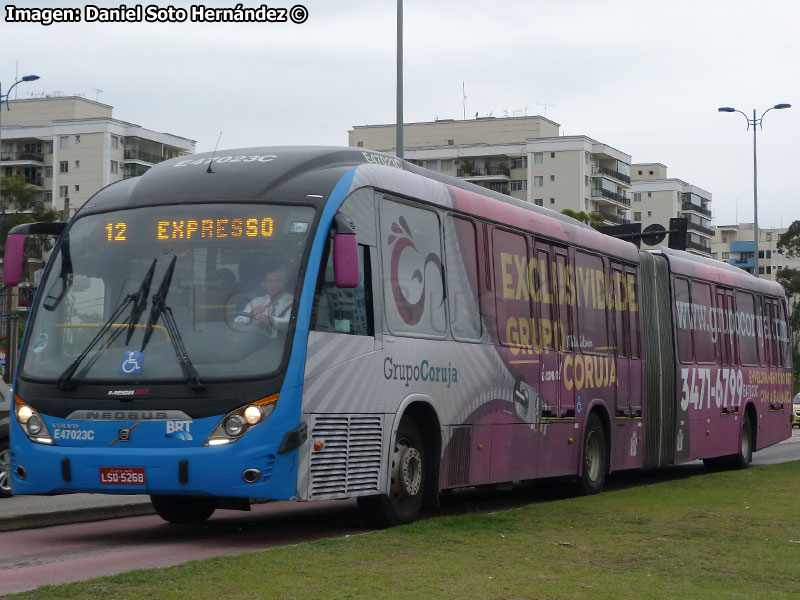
top-left (742, 401), bottom-right (758, 450)
top-left (582, 400), bottom-right (611, 476)
top-left (390, 394), bottom-right (442, 508)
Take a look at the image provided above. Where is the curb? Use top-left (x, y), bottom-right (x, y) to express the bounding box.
top-left (0, 502), bottom-right (155, 532)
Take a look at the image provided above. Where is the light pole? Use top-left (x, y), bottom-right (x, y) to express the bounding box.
top-left (0, 74), bottom-right (39, 382)
top-left (718, 103), bottom-right (791, 277)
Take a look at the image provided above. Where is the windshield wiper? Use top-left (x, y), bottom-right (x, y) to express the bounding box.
top-left (57, 259), bottom-right (158, 390)
top-left (141, 255), bottom-right (204, 391)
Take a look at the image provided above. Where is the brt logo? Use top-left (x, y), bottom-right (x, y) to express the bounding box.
top-left (166, 420), bottom-right (193, 440)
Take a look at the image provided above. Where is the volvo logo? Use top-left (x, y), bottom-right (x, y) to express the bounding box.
top-left (110, 423), bottom-right (141, 446)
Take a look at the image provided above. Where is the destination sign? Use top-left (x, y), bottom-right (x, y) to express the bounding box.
top-left (104, 217), bottom-right (276, 242)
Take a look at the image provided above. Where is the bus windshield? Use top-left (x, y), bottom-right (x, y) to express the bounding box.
top-left (20, 203), bottom-right (316, 384)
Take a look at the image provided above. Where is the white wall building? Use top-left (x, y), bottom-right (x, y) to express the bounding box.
top-left (1, 96), bottom-right (195, 219)
top-left (630, 163), bottom-right (713, 257)
top-left (350, 116), bottom-right (633, 225)
top-left (711, 223), bottom-right (799, 280)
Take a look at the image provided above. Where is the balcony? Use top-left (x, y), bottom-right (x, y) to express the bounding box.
top-left (0, 151), bottom-right (44, 163)
top-left (601, 213), bottom-right (631, 225)
top-left (686, 220), bottom-right (714, 237)
top-left (686, 240), bottom-right (711, 254)
top-left (457, 166), bottom-right (510, 179)
top-left (680, 200), bottom-right (711, 218)
top-left (124, 150), bottom-right (168, 164)
top-left (591, 187), bottom-right (631, 207)
top-left (592, 165), bottom-right (631, 184)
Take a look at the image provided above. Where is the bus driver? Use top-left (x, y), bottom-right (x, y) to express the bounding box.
top-left (235, 267), bottom-right (293, 336)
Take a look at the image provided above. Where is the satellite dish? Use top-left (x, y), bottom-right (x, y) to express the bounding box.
top-left (641, 223), bottom-right (667, 247)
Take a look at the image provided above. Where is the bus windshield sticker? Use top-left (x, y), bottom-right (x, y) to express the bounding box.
top-left (290, 221), bottom-right (309, 234)
top-left (32, 334), bottom-right (48, 353)
top-left (119, 351), bottom-right (145, 375)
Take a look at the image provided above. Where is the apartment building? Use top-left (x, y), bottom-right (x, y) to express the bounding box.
top-left (349, 116), bottom-right (633, 225)
top-left (630, 163), bottom-right (713, 257)
top-left (711, 223), bottom-right (799, 280)
top-left (0, 96), bottom-right (195, 218)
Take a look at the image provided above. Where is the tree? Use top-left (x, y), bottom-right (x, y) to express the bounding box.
top-left (0, 173), bottom-right (36, 213)
top-left (776, 220), bottom-right (800, 258)
top-left (0, 174), bottom-right (58, 265)
top-left (560, 209), bottom-right (605, 230)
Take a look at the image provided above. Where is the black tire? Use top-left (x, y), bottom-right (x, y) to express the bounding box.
top-left (358, 418), bottom-right (425, 528)
top-left (150, 495), bottom-right (217, 524)
top-left (730, 412), bottom-right (754, 470)
top-left (0, 439), bottom-right (11, 499)
top-left (576, 414), bottom-right (607, 495)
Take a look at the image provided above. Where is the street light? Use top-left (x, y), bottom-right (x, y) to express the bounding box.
top-left (0, 74), bottom-right (41, 240)
top-left (718, 103), bottom-right (791, 277)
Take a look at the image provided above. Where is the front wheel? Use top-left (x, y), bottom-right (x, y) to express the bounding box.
top-left (358, 418), bottom-right (425, 528)
top-left (576, 414), bottom-right (607, 495)
top-left (0, 440), bottom-right (12, 498)
top-left (730, 412), bottom-right (753, 470)
top-left (150, 495), bottom-right (217, 524)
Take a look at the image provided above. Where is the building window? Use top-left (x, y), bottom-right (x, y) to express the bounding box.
top-left (634, 212), bottom-right (641, 221)
top-left (356, 141), bottom-right (363, 147)
top-left (440, 159), bottom-right (453, 171)
top-left (634, 192), bottom-right (641, 202)
top-left (59, 136), bottom-right (68, 149)
top-left (534, 176), bottom-right (544, 187)
top-left (510, 180), bottom-right (527, 191)
top-left (766, 266), bottom-right (772, 274)
top-left (758, 250), bottom-right (764, 259)
top-left (584, 199), bottom-right (589, 209)
top-left (534, 152), bottom-right (543, 164)
top-left (59, 161), bottom-right (68, 173)
top-left (649, 170), bottom-right (653, 175)
top-left (638, 170), bottom-right (643, 175)
top-left (44, 166), bottom-right (53, 178)
top-left (111, 135), bottom-right (119, 149)
top-left (110, 160), bottom-right (118, 174)
top-left (766, 249), bottom-right (772, 258)
top-left (712, 253), bottom-right (718, 260)
top-left (45, 141), bottom-right (53, 154)
top-left (759, 266), bottom-right (765, 274)
top-left (585, 175), bottom-right (589, 186)
top-left (549, 198), bottom-right (555, 205)
top-left (74, 185), bottom-right (80, 192)
top-left (647, 211), bottom-right (652, 217)
top-left (550, 152), bottom-right (555, 158)
top-left (585, 152), bottom-right (589, 164)
top-left (550, 175), bottom-right (555, 181)
top-left (59, 185), bottom-right (68, 198)
top-left (511, 157), bottom-right (527, 169)
top-left (75, 135), bottom-right (81, 143)
top-left (74, 160), bottom-right (80, 168)
top-left (45, 191), bottom-right (52, 203)
top-left (425, 160), bottom-right (437, 170)
top-left (722, 252), bottom-right (730, 260)
top-left (447, 139), bottom-right (454, 146)
top-left (647, 192), bottom-right (652, 197)
top-left (766, 232), bottom-right (772, 241)
top-left (534, 198), bottom-right (543, 206)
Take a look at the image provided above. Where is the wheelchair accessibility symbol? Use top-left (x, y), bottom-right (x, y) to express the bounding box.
top-left (119, 351), bottom-right (145, 375)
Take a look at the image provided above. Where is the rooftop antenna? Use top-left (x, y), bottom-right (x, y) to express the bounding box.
top-left (206, 131), bottom-right (222, 174)
top-left (537, 101), bottom-right (557, 116)
top-left (462, 81), bottom-right (467, 120)
top-left (93, 89), bottom-right (103, 102)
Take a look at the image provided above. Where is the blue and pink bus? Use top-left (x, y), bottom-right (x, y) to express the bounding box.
top-left (4, 147), bottom-right (793, 525)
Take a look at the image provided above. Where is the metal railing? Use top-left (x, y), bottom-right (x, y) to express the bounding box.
top-left (0, 151), bottom-right (44, 162)
top-left (591, 187), bottom-right (632, 207)
top-left (592, 165), bottom-right (631, 184)
top-left (601, 213), bottom-right (631, 225)
top-left (681, 200), bottom-right (711, 217)
top-left (686, 221), bottom-right (714, 236)
top-left (686, 240), bottom-right (711, 253)
top-left (124, 149), bottom-right (167, 164)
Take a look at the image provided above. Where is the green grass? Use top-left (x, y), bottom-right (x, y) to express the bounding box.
top-left (14, 462), bottom-right (800, 600)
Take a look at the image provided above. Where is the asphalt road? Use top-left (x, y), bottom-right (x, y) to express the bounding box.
top-left (0, 429), bottom-right (797, 595)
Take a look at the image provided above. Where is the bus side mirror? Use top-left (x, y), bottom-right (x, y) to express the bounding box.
top-left (3, 234), bottom-right (28, 287)
top-left (333, 233), bottom-right (359, 288)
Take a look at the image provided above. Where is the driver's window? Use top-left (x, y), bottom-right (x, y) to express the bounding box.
top-left (311, 243), bottom-right (373, 336)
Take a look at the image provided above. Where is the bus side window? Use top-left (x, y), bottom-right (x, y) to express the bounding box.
top-left (311, 242), bottom-right (373, 336)
top-left (674, 277), bottom-right (692, 363)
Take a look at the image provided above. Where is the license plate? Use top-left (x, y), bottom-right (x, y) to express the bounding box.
top-left (99, 467), bottom-right (146, 485)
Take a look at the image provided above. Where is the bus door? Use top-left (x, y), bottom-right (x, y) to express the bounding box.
top-left (553, 246), bottom-right (575, 417)
top-left (533, 240), bottom-right (560, 417)
top-left (764, 298), bottom-right (779, 409)
top-left (715, 287), bottom-right (737, 413)
top-left (625, 266), bottom-right (643, 417)
top-left (611, 263), bottom-right (629, 416)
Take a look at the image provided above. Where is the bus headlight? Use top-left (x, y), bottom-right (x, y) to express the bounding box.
top-left (204, 394), bottom-right (278, 446)
top-left (15, 396), bottom-right (54, 445)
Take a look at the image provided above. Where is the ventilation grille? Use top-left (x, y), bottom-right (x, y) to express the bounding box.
top-left (447, 426), bottom-right (472, 486)
top-left (309, 415), bottom-right (383, 499)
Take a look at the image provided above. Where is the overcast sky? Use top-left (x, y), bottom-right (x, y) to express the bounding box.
top-left (4, 0), bottom-right (799, 227)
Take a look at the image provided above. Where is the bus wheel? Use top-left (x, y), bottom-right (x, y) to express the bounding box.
top-left (0, 440), bottom-right (12, 498)
top-left (576, 414), bottom-right (607, 495)
top-left (150, 495), bottom-right (217, 524)
top-left (358, 418), bottom-right (425, 527)
top-left (731, 412), bottom-right (754, 470)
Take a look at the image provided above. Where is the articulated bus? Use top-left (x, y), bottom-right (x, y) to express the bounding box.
top-left (4, 147), bottom-right (793, 525)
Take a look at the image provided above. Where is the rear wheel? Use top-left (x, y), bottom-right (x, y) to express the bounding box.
top-left (150, 495), bottom-right (217, 524)
top-left (731, 412), bottom-right (753, 470)
top-left (576, 414), bottom-right (607, 495)
top-left (358, 418), bottom-right (425, 528)
top-left (0, 440), bottom-right (12, 498)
